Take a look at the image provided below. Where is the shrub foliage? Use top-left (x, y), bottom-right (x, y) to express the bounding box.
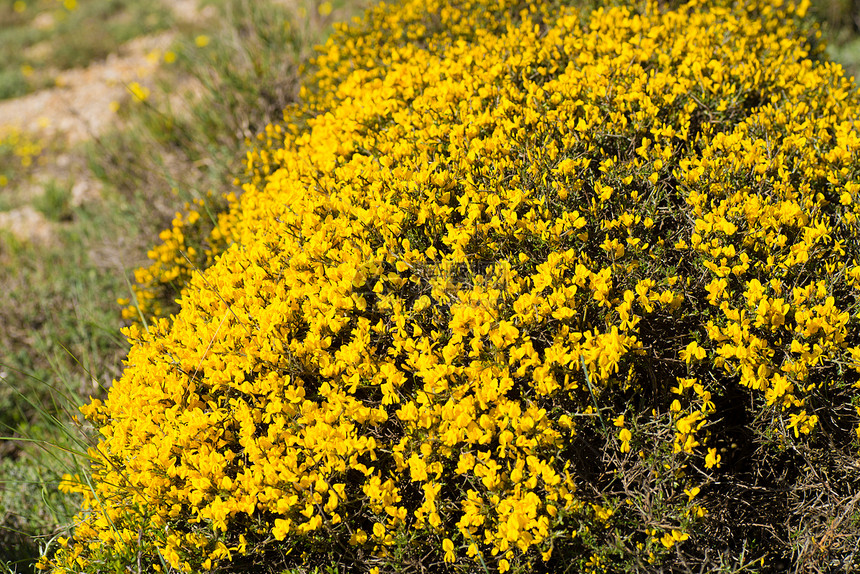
top-left (43, 0), bottom-right (860, 572)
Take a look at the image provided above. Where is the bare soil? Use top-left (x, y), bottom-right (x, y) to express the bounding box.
top-left (0, 0), bottom-right (206, 245)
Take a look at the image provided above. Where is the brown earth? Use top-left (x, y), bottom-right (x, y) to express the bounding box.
top-left (0, 0), bottom-right (210, 245)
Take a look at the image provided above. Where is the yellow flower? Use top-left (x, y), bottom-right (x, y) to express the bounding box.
top-left (127, 81), bottom-right (150, 102)
top-left (618, 428), bottom-right (632, 453)
top-left (660, 529), bottom-right (689, 549)
top-left (705, 448), bottom-right (721, 469)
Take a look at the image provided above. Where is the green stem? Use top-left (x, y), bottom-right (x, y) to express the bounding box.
top-left (581, 356), bottom-right (607, 433)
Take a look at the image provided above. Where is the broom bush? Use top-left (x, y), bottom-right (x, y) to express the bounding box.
top-left (42, 0), bottom-right (860, 572)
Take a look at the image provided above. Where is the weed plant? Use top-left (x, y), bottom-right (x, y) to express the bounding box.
top-left (38, 0), bottom-right (860, 573)
top-left (0, 127), bottom-right (42, 192)
top-left (32, 181), bottom-right (73, 222)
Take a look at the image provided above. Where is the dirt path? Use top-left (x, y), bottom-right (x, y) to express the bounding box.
top-left (0, 0), bottom-right (205, 244)
top-left (0, 33), bottom-right (171, 146)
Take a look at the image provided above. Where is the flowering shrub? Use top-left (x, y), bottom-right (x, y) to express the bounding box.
top-left (43, 0), bottom-right (860, 572)
top-left (118, 191), bottom-right (239, 325)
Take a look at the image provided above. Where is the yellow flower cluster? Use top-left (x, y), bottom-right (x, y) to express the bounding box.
top-left (0, 127), bottom-right (43, 187)
top-left (119, 192), bottom-right (240, 325)
top-left (44, 0), bottom-right (860, 572)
